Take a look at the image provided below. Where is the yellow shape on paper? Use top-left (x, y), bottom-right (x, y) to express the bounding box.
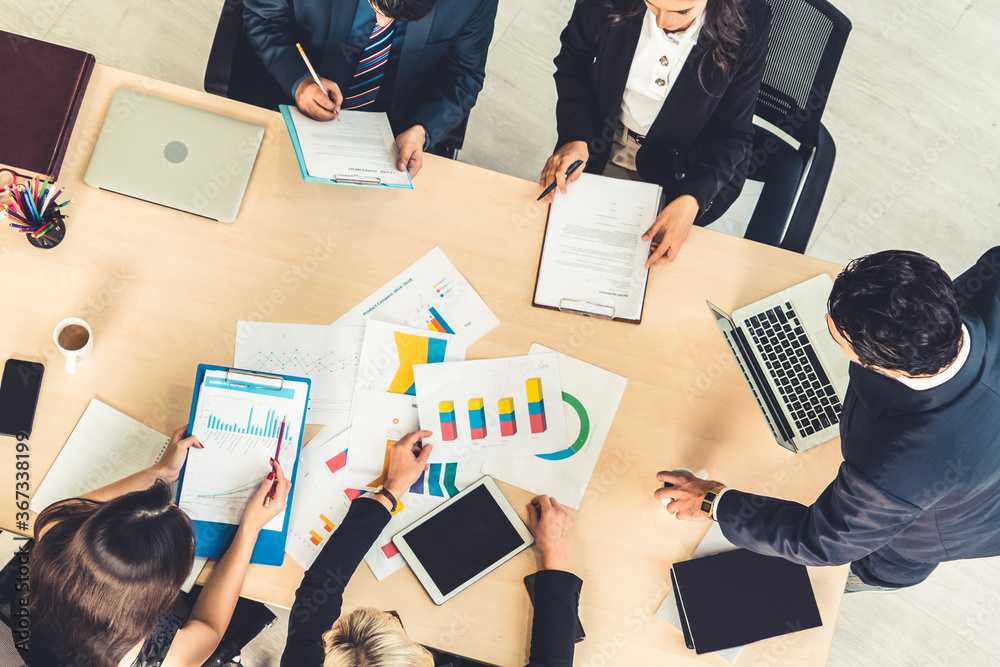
top-left (387, 332), bottom-right (429, 394)
top-left (526, 377), bottom-right (544, 403)
top-left (468, 397), bottom-right (484, 411)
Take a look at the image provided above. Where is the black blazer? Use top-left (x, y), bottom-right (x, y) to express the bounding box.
top-left (553, 0), bottom-right (771, 223)
top-left (717, 248), bottom-right (1000, 570)
top-left (243, 0), bottom-right (498, 146)
top-left (280, 498), bottom-right (583, 667)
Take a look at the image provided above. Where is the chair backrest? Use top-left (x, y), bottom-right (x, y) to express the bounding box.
top-left (756, 0), bottom-right (851, 150)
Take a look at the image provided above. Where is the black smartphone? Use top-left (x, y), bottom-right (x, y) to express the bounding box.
top-left (524, 572), bottom-right (586, 643)
top-left (0, 359), bottom-right (45, 441)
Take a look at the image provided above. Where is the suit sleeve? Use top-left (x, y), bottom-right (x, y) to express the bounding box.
top-left (243, 0), bottom-right (310, 100)
top-left (552, 1), bottom-right (603, 148)
top-left (716, 462), bottom-right (923, 566)
top-left (679, 7), bottom-right (772, 210)
top-left (406, 0), bottom-right (498, 147)
top-left (524, 570), bottom-right (584, 667)
top-left (280, 498), bottom-right (391, 666)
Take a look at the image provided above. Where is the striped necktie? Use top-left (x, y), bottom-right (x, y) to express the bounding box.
top-left (342, 20), bottom-right (396, 110)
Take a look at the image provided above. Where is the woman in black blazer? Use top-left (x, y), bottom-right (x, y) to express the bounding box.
top-left (540, 0), bottom-right (772, 265)
top-left (281, 431), bottom-right (583, 667)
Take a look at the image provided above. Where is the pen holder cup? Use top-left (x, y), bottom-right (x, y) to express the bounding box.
top-left (25, 209), bottom-right (67, 250)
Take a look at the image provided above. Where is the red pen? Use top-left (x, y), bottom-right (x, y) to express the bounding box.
top-left (265, 416), bottom-right (286, 507)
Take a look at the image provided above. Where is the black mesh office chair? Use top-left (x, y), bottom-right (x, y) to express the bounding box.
top-left (203, 0), bottom-right (469, 160)
top-left (0, 539), bottom-right (275, 666)
top-left (743, 0), bottom-right (852, 253)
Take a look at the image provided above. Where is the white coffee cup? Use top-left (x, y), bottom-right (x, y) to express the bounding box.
top-left (53, 318), bottom-right (93, 374)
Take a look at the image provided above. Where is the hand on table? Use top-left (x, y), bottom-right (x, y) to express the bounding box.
top-left (295, 77), bottom-right (343, 121)
top-left (382, 430), bottom-right (434, 501)
top-left (539, 141), bottom-right (589, 203)
top-left (526, 495), bottom-right (574, 571)
top-left (241, 459), bottom-right (290, 533)
top-left (642, 194), bottom-right (701, 268)
top-left (153, 427), bottom-right (204, 483)
top-left (396, 125), bottom-right (427, 178)
top-left (653, 471), bottom-right (724, 522)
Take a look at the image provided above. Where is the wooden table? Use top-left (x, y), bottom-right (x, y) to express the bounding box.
top-left (1, 65), bottom-right (848, 666)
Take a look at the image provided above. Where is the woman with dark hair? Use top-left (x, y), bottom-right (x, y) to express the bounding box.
top-left (540, 0), bottom-right (772, 264)
top-left (27, 427), bottom-right (291, 667)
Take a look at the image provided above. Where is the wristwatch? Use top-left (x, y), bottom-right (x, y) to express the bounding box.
top-left (700, 485), bottom-right (727, 520)
top-left (374, 485), bottom-right (398, 512)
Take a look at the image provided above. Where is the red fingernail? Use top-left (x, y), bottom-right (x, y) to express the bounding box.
top-left (266, 471), bottom-right (275, 480)
top-left (196, 443), bottom-right (204, 449)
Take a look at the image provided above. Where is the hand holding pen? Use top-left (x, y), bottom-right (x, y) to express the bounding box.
top-left (539, 141), bottom-right (589, 203)
top-left (294, 43), bottom-right (343, 122)
top-left (265, 416), bottom-right (286, 508)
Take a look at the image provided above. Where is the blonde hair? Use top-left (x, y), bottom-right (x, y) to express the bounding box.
top-left (323, 607), bottom-right (434, 667)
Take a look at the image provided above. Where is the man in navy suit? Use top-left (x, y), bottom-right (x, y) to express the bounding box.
top-left (657, 248), bottom-right (1000, 592)
top-left (243, 0), bottom-right (498, 177)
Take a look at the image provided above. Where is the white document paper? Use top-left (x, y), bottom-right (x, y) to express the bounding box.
top-left (355, 320), bottom-right (468, 396)
top-left (534, 173), bottom-right (660, 321)
top-left (30, 399), bottom-right (169, 512)
top-left (656, 522), bottom-right (744, 664)
top-left (234, 322), bottom-right (365, 429)
top-left (181, 557), bottom-right (209, 593)
top-left (285, 427), bottom-right (354, 570)
top-left (413, 353), bottom-right (568, 462)
top-left (178, 371), bottom-right (307, 531)
top-left (287, 107), bottom-right (411, 187)
top-left (333, 247), bottom-right (500, 344)
top-left (483, 345), bottom-right (627, 509)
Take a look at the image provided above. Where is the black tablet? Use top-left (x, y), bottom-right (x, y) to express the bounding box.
top-left (393, 476), bottom-right (534, 605)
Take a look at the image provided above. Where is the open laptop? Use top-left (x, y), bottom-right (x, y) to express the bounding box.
top-left (84, 88), bottom-right (264, 223)
top-left (707, 275), bottom-right (850, 452)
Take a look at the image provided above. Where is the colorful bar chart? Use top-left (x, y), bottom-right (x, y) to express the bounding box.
top-left (309, 530), bottom-right (323, 546)
top-left (319, 514), bottom-right (336, 532)
top-left (469, 398), bottom-right (487, 440)
top-left (426, 307), bottom-right (456, 334)
top-left (526, 378), bottom-right (547, 434)
top-left (498, 397), bottom-right (517, 436)
top-left (439, 401), bottom-right (457, 441)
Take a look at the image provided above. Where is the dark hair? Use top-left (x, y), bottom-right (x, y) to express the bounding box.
top-left (370, 0), bottom-right (440, 22)
top-left (603, 0), bottom-right (751, 87)
top-left (30, 480), bottom-right (195, 667)
top-left (828, 250), bottom-right (963, 376)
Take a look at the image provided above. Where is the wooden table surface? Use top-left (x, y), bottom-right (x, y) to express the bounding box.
top-left (1, 65), bottom-right (848, 666)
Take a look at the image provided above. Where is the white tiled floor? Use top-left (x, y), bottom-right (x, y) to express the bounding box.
top-left (4, 0), bottom-right (998, 664)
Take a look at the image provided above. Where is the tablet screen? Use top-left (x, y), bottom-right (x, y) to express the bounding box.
top-left (400, 484), bottom-right (526, 596)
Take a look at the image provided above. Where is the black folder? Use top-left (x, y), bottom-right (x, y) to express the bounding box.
top-left (671, 548), bottom-right (822, 654)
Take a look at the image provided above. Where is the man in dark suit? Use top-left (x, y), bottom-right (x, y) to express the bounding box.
top-left (656, 247), bottom-right (1000, 591)
top-left (243, 0), bottom-right (498, 177)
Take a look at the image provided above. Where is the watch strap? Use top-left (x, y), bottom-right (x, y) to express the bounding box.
top-left (375, 485), bottom-right (398, 512)
top-left (700, 485), bottom-right (727, 520)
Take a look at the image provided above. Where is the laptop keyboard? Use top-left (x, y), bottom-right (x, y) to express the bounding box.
top-left (745, 303), bottom-right (843, 439)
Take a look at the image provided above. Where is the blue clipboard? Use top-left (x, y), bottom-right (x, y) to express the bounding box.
top-left (280, 105), bottom-right (414, 189)
top-left (176, 364), bottom-right (311, 566)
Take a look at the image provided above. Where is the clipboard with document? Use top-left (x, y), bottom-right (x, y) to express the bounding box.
top-left (531, 173), bottom-right (662, 324)
top-left (280, 105), bottom-right (413, 190)
top-left (176, 364), bottom-right (311, 565)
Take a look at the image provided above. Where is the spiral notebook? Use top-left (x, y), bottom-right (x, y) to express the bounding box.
top-left (30, 399), bottom-right (169, 513)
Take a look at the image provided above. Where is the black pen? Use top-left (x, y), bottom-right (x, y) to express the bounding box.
top-left (537, 160), bottom-right (584, 201)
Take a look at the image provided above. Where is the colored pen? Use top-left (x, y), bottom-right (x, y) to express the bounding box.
top-left (537, 160), bottom-right (585, 201)
top-left (265, 416), bottom-right (286, 507)
top-left (58, 199), bottom-right (75, 208)
top-left (33, 222), bottom-right (56, 238)
top-left (38, 178), bottom-right (49, 205)
top-left (296, 43), bottom-right (328, 95)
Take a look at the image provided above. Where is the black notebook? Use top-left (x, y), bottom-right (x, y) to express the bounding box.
top-left (671, 548), bottom-right (822, 654)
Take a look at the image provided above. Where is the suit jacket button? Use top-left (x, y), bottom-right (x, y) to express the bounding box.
top-left (669, 148), bottom-right (679, 156)
top-left (675, 172), bottom-right (686, 181)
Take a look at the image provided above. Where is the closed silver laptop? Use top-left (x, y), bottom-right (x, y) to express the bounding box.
top-left (84, 88), bottom-right (264, 223)
top-left (708, 275), bottom-right (851, 452)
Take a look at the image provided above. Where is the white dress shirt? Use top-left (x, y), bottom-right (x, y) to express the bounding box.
top-left (896, 325), bottom-right (971, 391)
top-left (620, 9), bottom-right (705, 136)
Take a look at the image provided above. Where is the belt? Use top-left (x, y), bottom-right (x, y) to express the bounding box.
top-left (626, 127), bottom-right (646, 146)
